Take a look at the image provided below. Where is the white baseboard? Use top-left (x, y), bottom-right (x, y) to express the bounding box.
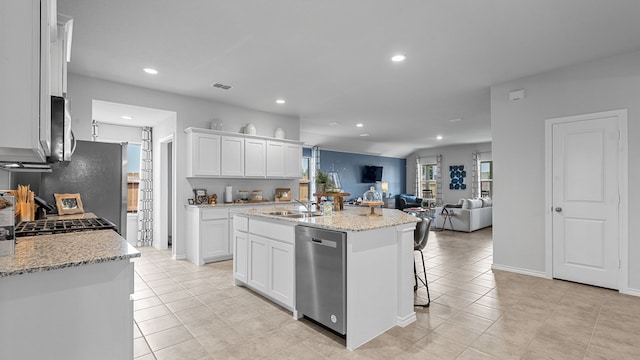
top-left (173, 254), bottom-right (186, 260)
top-left (396, 312), bottom-right (417, 327)
top-left (620, 287), bottom-right (640, 297)
top-left (491, 263), bottom-right (549, 279)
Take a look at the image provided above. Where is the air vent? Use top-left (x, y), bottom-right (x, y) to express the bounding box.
top-left (211, 83), bottom-right (232, 90)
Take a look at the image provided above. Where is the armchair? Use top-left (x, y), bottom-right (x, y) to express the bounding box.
top-left (396, 193), bottom-right (423, 210)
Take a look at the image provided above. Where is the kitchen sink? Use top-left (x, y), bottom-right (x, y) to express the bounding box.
top-left (266, 210), bottom-right (323, 218)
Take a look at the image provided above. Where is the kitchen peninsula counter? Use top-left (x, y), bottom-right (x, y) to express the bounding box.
top-left (0, 229), bottom-right (139, 360)
top-left (0, 229), bottom-right (140, 277)
top-left (233, 205), bottom-right (420, 231)
top-left (232, 206), bottom-right (420, 350)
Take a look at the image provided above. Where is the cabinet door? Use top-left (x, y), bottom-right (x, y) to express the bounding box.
top-left (200, 218), bottom-right (229, 261)
top-left (247, 234), bottom-right (268, 294)
top-left (284, 143), bottom-right (302, 178)
top-left (266, 141), bottom-right (285, 177)
top-left (221, 135), bottom-right (244, 176)
top-left (233, 230), bottom-right (248, 283)
top-left (189, 132), bottom-right (220, 176)
top-left (244, 138), bottom-right (266, 177)
top-left (0, 0), bottom-right (49, 162)
top-left (268, 240), bottom-right (294, 307)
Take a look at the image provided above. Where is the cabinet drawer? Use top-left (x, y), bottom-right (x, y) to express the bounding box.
top-left (249, 219), bottom-right (294, 244)
top-left (233, 215), bottom-right (249, 232)
top-left (201, 208), bottom-right (229, 220)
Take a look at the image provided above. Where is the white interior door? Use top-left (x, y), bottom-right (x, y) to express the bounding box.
top-left (551, 113), bottom-right (620, 289)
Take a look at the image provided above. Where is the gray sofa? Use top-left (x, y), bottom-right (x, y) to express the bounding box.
top-left (434, 198), bottom-right (492, 232)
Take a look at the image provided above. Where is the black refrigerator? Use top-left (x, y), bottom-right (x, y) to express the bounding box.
top-left (40, 140), bottom-right (128, 234)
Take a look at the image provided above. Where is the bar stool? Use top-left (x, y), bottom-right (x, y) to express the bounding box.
top-left (413, 216), bottom-right (431, 307)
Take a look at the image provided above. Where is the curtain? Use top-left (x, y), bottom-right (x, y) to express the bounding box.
top-left (138, 126), bottom-right (153, 246)
top-left (471, 152), bottom-right (479, 198)
top-left (435, 154), bottom-right (443, 206)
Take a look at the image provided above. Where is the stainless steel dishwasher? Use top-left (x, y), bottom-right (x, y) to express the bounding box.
top-left (295, 225), bottom-right (347, 335)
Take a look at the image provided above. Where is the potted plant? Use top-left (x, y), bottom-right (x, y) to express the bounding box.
top-left (315, 170), bottom-right (328, 193)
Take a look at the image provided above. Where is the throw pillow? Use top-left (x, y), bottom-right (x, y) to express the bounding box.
top-left (461, 199), bottom-right (472, 209)
top-left (481, 198), bottom-right (493, 207)
top-left (470, 199), bottom-right (483, 209)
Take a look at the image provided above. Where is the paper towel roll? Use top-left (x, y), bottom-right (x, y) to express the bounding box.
top-left (224, 186), bottom-right (233, 203)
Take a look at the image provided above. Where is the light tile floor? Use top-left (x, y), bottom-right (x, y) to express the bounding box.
top-left (132, 227), bottom-right (640, 359)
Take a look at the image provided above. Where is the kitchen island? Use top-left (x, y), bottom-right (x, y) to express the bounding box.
top-left (0, 230), bottom-right (140, 360)
top-left (232, 205), bottom-right (420, 350)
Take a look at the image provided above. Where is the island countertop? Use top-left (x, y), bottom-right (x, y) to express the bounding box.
top-left (232, 205), bottom-right (420, 232)
top-left (0, 230), bottom-right (140, 277)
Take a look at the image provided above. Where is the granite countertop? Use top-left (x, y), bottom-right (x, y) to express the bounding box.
top-left (0, 230), bottom-right (140, 277)
top-left (185, 200), bottom-right (294, 208)
top-left (233, 206), bottom-right (420, 232)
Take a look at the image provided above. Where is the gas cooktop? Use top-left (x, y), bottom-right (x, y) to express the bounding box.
top-left (15, 218), bottom-right (118, 237)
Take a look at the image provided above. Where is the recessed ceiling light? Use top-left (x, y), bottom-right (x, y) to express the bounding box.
top-left (436, 135), bottom-right (443, 140)
top-left (449, 118), bottom-right (462, 123)
top-left (356, 123), bottom-right (364, 127)
top-left (121, 115), bottom-right (133, 120)
top-left (328, 121), bottom-right (340, 126)
top-left (391, 54), bottom-right (406, 62)
top-left (276, 99), bottom-right (286, 104)
top-left (143, 68), bottom-right (158, 75)
top-left (360, 133), bottom-right (369, 137)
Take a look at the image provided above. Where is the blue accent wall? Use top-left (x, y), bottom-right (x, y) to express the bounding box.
top-left (319, 150), bottom-right (406, 200)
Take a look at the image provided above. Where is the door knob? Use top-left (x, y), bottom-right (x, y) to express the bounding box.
top-left (555, 207), bottom-right (563, 212)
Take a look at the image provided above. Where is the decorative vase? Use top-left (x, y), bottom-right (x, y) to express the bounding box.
top-left (326, 172), bottom-right (342, 193)
top-left (274, 128), bottom-right (285, 139)
top-left (244, 123), bottom-right (257, 135)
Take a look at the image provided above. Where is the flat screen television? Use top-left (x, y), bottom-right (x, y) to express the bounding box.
top-left (362, 165), bottom-right (383, 183)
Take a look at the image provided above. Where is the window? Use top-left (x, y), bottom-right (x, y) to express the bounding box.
top-left (480, 161), bottom-right (493, 197)
top-left (420, 164), bottom-right (437, 202)
top-left (127, 144), bottom-right (142, 212)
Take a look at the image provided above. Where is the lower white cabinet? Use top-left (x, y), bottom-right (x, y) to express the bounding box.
top-left (186, 207), bottom-right (231, 265)
top-left (233, 215), bottom-right (295, 309)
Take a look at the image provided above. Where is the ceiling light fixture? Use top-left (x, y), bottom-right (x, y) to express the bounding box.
top-left (121, 115), bottom-right (133, 120)
top-left (276, 99), bottom-right (286, 104)
top-left (449, 118), bottom-right (462, 123)
top-left (328, 121), bottom-right (340, 126)
top-left (143, 68), bottom-right (158, 75)
top-left (391, 54), bottom-right (406, 62)
top-left (436, 135), bottom-right (443, 140)
top-left (356, 123), bottom-right (364, 127)
top-left (360, 133), bottom-right (369, 137)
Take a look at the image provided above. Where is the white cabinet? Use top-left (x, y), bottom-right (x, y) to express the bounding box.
top-left (221, 135), bottom-right (244, 176)
top-left (233, 215), bottom-right (295, 309)
top-left (186, 130), bottom-right (221, 177)
top-left (247, 234), bottom-right (269, 293)
top-left (185, 206), bottom-right (231, 265)
top-left (266, 141), bottom-right (285, 177)
top-left (0, 0), bottom-right (53, 162)
top-left (184, 127), bottom-right (302, 179)
top-left (285, 143), bottom-right (302, 178)
top-left (244, 138), bottom-right (266, 177)
top-left (50, 14), bottom-right (72, 97)
top-left (268, 239), bottom-right (294, 305)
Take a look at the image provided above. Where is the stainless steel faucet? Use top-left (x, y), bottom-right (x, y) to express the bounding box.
top-left (295, 199), bottom-right (315, 212)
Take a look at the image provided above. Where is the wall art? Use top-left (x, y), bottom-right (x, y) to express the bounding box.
top-left (449, 165), bottom-right (467, 190)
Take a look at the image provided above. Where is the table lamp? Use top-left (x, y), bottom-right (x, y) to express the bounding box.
top-left (381, 182), bottom-right (388, 198)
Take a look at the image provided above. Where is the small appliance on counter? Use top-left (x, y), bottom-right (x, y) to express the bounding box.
top-left (0, 195), bottom-right (16, 256)
top-left (224, 186), bottom-right (233, 203)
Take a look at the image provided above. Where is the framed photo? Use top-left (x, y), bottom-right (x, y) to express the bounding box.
top-left (54, 193), bottom-right (85, 215)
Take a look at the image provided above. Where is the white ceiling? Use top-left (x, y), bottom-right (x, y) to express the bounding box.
top-left (58, 0), bottom-right (640, 158)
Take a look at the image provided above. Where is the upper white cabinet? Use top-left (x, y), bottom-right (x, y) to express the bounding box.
top-left (285, 143), bottom-right (302, 178)
top-left (266, 141), bottom-right (285, 177)
top-left (186, 129), bottom-right (221, 177)
top-left (221, 135), bottom-right (245, 176)
top-left (0, 0), bottom-right (54, 162)
top-left (184, 127), bottom-right (302, 179)
top-left (244, 138), bottom-right (266, 177)
top-left (50, 13), bottom-right (73, 97)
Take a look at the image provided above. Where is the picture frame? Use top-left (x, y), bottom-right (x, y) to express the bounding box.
top-left (54, 193), bottom-right (84, 215)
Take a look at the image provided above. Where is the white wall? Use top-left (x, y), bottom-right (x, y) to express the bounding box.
top-left (67, 73), bottom-right (300, 259)
top-left (406, 142), bottom-right (491, 204)
top-left (491, 50), bottom-right (640, 291)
